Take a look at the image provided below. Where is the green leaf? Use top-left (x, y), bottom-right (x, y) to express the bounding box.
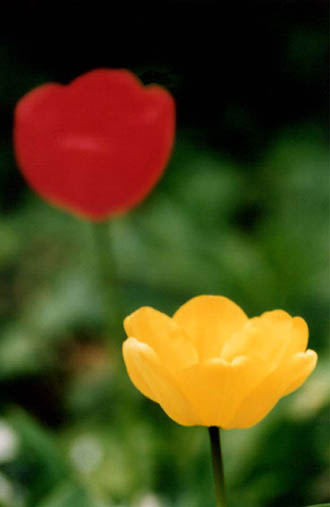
top-left (35, 482), bottom-right (98, 507)
top-left (6, 409), bottom-right (70, 480)
top-left (5, 409), bottom-right (71, 506)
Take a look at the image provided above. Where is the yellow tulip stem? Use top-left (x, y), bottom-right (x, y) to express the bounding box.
top-left (91, 220), bottom-right (123, 340)
top-left (208, 426), bottom-right (226, 507)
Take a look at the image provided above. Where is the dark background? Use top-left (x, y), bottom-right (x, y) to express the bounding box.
top-left (0, 1), bottom-right (329, 506)
top-left (1, 1), bottom-right (328, 159)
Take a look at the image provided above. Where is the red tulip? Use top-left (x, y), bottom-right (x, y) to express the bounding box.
top-left (14, 69), bottom-right (175, 221)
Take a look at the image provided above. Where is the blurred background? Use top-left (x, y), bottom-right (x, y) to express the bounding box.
top-left (0, 1), bottom-right (329, 506)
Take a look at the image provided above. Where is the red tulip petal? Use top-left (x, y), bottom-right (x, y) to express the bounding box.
top-left (14, 69), bottom-right (175, 220)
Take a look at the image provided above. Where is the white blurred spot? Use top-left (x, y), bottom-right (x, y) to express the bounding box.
top-left (0, 420), bottom-right (19, 463)
top-left (0, 472), bottom-right (14, 504)
top-left (136, 493), bottom-right (164, 507)
top-left (70, 434), bottom-right (104, 474)
top-left (288, 375), bottom-right (330, 420)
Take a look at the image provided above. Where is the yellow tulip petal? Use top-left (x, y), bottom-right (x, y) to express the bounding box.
top-left (226, 349), bottom-right (317, 429)
top-left (123, 338), bottom-right (158, 402)
top-left (176, 356), bottom-right (267, 427)
top-left (122, 296), bottom-right (317, 429)
top-left (262, 312), bottom-right (309, 356)
top-left (221, 311), bottom-right (308, 369)
top-left (289, 317), bottom-right (309, 354)
top-left (124, 307), bottom-right (198, 372)
top-left (221, 310), bottom-right (290, 362)
top-left (176, 358), bottom-right (233, 426)
top-left (122, 338), bottom-right (200, 426)
top-left (173, 295), bottom-right (248, 361)
top-left (282, 349), bottom-right (318, 396)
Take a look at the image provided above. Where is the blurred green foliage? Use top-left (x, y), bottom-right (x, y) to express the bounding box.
top-left (0, 2), bottom-right (329, 506)
top-left (0, 125), bottom-right (328, 506)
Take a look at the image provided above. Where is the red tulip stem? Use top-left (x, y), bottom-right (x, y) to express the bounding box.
top-left (208, 426), bottom-right (226, 507)
top-left (91, 221), bottom-right (123, 340)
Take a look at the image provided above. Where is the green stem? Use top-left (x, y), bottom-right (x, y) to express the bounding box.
top-left (208, 426), bottom-right (226, 507)
top-left (91, 221), bottom-right (123, 340)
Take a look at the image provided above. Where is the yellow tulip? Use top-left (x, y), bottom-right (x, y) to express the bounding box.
top-left (122, 295), bottom-right (317, 428)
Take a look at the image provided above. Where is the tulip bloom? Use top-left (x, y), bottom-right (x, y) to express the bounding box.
top-left (122, 295), bottom-right (317, 428)
top-left (14, 69), bottom-right (175, 221)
